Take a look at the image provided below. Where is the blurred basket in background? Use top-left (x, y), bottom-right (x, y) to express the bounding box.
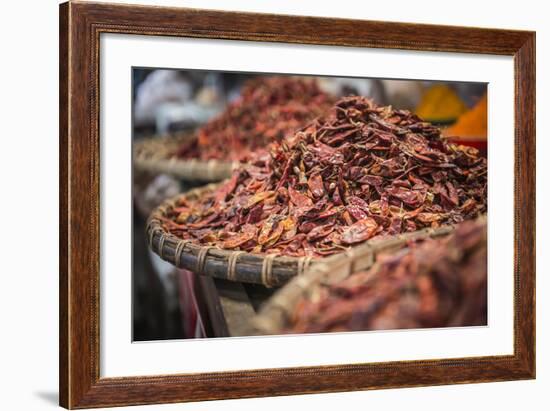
top-left (253, 219), bottom-right (485, 335)
top-left (134, 132), bottom-right (237, 182)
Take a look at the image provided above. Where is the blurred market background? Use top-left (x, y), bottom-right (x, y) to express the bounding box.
top-left (132, 69), bottom-right (487, 341)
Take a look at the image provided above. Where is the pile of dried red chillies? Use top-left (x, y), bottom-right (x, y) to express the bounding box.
top-left (174, 76), bottom-right (333, 161)
top-left (288, 219), bottom-right (487, 333)
top-left (161, 96), bottom-right (487, 257)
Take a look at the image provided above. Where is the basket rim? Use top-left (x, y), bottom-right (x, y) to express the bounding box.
top-left (146, 183), bottom-right (471, 287)
top-left (146, 183), bottom-right (321, 287)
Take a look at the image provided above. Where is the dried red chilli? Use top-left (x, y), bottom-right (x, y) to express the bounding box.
top-left (288, 219), bottom-right (487, 333)
top-left (174, 76), bottom-right (334, 161)
top-left (162, 96), bottom-right (487, 257)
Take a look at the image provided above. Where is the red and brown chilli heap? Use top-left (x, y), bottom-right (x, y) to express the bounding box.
top-left (161, 96), bottom-right (487, 257)
top-left (174, 76), bottom-right (334, 161)
top-left (288, 219), bottom-right (487, 333)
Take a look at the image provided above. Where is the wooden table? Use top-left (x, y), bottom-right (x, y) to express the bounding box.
top-left (194, 276), bottom-right (277, 337)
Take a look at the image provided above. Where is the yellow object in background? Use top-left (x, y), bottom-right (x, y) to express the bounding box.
top-left (444, 93), bottom-right (487, 141)
top-left (415, 84), bottom-right (467, 123)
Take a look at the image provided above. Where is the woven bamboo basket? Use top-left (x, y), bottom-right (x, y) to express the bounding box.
top-left (253, 223), bottom-right (460, 334)
top-left (147, 184), bottom-right (467, 288)
top-left (133, 132), bottom-right (238, 182)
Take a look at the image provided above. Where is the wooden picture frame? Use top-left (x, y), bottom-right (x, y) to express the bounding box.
top-left (59, 1), bottom-right (535, 408)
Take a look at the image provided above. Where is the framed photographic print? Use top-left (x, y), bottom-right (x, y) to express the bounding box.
top-left (59, 1), bottom-right (535, 408)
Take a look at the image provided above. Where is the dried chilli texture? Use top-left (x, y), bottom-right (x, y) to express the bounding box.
top-left (174, 76), bottom-right (334, 161)
top-left (162, 96), bottom-right (487, 257)
top-left (288, 219), bottom-right (487, 333)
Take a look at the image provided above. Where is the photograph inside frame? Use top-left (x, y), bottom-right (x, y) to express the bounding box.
top-left (132, 69), bottom-right (488, 341)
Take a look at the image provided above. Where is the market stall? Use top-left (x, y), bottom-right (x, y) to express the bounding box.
top-left (131, 70), bottom-right (488, 341)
